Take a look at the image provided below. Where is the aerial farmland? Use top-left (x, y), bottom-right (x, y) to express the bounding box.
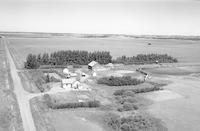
top-left (1, 32), bottom-right (200, 131)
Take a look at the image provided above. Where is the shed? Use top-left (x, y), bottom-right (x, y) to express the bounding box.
top-left (88, 61), bottom-right (98, 70)
top-left (88, 61), bottom-right (106, 71)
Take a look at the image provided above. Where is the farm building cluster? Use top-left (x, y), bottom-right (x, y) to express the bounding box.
top-left (44, 61), bottom-right (149, 92)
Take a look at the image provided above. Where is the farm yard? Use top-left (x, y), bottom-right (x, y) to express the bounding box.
top-left (1, 33), bottom-right (200, 131)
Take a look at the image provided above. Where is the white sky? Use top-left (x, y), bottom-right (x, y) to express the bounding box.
top-left (0, 0), bottom-right (200, 35)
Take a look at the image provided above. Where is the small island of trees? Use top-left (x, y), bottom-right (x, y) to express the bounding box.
top-left (113, 54), bottom-right (178, 64)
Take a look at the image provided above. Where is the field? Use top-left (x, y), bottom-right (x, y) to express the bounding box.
top-left (3, 34), bottom-right (200, 131)
top-left (7, 37), bottom-right (200, 68)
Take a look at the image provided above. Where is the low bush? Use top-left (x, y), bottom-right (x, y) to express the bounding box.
top-left (119, 102), bottom-right (138, 111)
top-left (43, 94), bottom-right (100, 109)
top-left (113, 83), bottom-right (164, 96)
top-left (106, 114), bottom-right (153, 131)
top-left (97, 76), bottom-right (143, 86)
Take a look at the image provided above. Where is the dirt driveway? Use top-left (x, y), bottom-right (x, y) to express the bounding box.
top-left (144, 74), bottom-right (200, 131)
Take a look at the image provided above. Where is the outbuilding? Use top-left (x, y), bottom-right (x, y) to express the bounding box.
top-left (88, 61), bottom-right (106, 71)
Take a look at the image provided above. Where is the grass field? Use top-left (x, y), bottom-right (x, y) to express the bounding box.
top-left (7, 37), bottom-right (200, 68)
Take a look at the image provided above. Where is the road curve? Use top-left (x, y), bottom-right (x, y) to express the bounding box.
top-left (2, 38), bottom-right (36, 131)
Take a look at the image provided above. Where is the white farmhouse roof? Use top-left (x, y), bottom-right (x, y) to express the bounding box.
top-left (88, 61), bottom-right (98, 67)
top-left (63, 68), bottom-right (69, 74)
top-left (62, 78), bottom-right (76, 84)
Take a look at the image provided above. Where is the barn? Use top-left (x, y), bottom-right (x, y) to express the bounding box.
top-left (88, 61), bottom-right (106, 71)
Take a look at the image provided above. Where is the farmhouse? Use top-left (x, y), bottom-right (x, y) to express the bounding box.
top-left (61, 78), bottom-right (81, 90)
top-left (88, 61), bottom-right (106, 71)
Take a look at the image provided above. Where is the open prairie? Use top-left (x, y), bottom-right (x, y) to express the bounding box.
top-left (7, 37), bottom-right (200, 68)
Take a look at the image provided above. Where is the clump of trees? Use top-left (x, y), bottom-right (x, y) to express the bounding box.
top-left (44, 94), bottom-right (100, 109)
top-left (24, 51), bottom-right (112, 69)
top-left (113, 53), bottom-right (178, 64)
top-left (97, 76), bottom-right (143, 86)
top-left (24, 54), bottom-right (40, 69)
top-left (106, 114), bottom-right (154, 131)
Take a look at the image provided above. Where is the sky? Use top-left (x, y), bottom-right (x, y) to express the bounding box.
top-left (0, 0), bottom-right (200, 35)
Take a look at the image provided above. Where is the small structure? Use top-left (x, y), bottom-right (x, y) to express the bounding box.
top-left (88, 61), bottom-right (106, 71)
top-left (63, 68), bottom-right (70, 78)
top-left (88, 61), bottom-right (98, 70)
top-left (61, 78), bottom-right (82, 90)
top-left (92, 72), bottom-right (97, 77)
top-left (148, 43), bottom-right (152, 45)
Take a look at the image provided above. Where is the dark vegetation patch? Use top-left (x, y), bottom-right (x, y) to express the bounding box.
top-left (97, 76), bottom-right (143, 86)
top-left (44, 94), bottom-right (100, 109)
top-left (105, 113), bottom-right (166, 131)
top-left (113, 54), bottom-right (178, 65)
top-left (113, 82), bottom-right (165, 95)
top-left (24, 50), bottom-right (112, 69)
top-left (114, 91), bottom-right (139, 112)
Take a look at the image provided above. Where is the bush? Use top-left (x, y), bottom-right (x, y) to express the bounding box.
top-left (43, 94), bottom-right (100, 109)
top-left (97, 76), bottom-right (143, 86)
top-left (113, 83), bottom-right (163, 96)
top-left (106, 114), bottom-right (153, 131)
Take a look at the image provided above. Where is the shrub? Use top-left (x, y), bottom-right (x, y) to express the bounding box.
top-left (97, 76), bottom-right (143, 86)
top-left (106, 114), bottom-right (153, 131)
top-left (113, 83), bottom-right (163, 96)
top-left (43, 95), bottom-right (100, 109)
top-left (113, 90), bottom-right (125, 96)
